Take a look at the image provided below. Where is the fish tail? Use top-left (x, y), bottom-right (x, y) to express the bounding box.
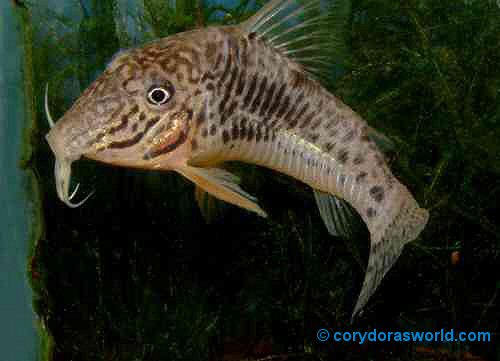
top-left (352, 188), bottom-right (429, 320)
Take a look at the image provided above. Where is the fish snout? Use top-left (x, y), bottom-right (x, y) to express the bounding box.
top-left (45, 123), bottom-right (82, 162)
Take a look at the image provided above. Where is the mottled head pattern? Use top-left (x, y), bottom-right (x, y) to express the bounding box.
top-left (48, 31), bottom-right (213, 166)
top-left (45, 29), bottom-right (222, 204)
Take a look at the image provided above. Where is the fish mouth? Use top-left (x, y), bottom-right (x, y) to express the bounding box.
top-left (46, 82), bottom-right (94, 208)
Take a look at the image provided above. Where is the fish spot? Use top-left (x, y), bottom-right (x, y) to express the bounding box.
top-left (219, 96), bottom-right (230, 122)
top-left (196, 106), bottom-right (207, 125)
top-left (328, 128), bottom-right (339, 137)
top-left (310, 117), bottom-right (323, 130)
top-left (185, 108), bottom-right (193, 122)
top-left (209, 124), bottom-right (217, 136)
top-left (236, 68), bottom-right (247, 95)
top-left (366, 207), bottom-right (377, 218)
top-left (267, 83), bottom-right (286, 119)
top-left (259, 82), bottom-right (276, 117)
top-left (356, 171), bottom-right (367, 183)
top-left (191, 138), bottom-right (198, 150)
top-left (243, 74), bottom-right (258, 109)
top-left (222, 130), bottom-right (230, 144)
top-left (370, 185), bottom-right (385, 203)
top-left (240, 117), bottom-right (248, 128)
top-left (324, 142), bottom-right (334, 152)
top-left (342, 129), bottom-right (356, 143)
top-left (231, 124), bottom-right (240, 140)
top-left (276, 95), bottom-right (290, 119)
top-left (353, 153), bottom-right (365, 165)
top-left (201, 128), bottom-right (208, 137)
top-left (247, 125), bottom-right (255, 141)
top-left (227, 101), bottom-right (238, 117)
top-left (255, 126), bottom-right (262, 142)
top-left (337, 148), bottom-right (349, 164)
top-left (299, 114), bottom-right (314, 129)
top-left (224, 65), bottom-right (238, 95)
top-left (129, 105), bottom-right (139, 114)
top-left (239, 124), bottom-right (247, 139)
top-left (219, 52), bottom-right (232, 85)
top-left (291, 102), bottom-right (309, 128)
top-left (108, 114), bottom-right (129, 134)
top-left (251, 75), bottom-right (267, 114)
top-left (139, 112), bottom-right (146, 121)
top-left (201, 71), bottom-right (216, 83)
top-left (263, 129), bottom-right (269, 142)
top-left (283, 102), bottom-right (299, 125)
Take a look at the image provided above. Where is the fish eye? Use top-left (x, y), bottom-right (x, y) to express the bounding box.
top-left (147, 85), bottom-right (172, 106)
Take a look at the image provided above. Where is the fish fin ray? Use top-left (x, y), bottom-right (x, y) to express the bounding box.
top-left (351, 197), bottom-right (429, 321)
top-left (177, 166), bottom-right (267, 218)
top-left (313, 189), bottom-right (356, 239)
top-left (194, 186), bottom-right (227, 223)
top-left (239, 0), bottom-right (351, 84)
top-left (366, 126), bottom-right (396, 155)
top-left (351, 236), bottom-right (404, 322)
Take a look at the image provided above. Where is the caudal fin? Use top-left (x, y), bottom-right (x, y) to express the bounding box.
top-left (352, 192), bottom-right (429, 320)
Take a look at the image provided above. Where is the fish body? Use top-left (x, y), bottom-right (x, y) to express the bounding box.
top-left (45, 0), bottom-right (428, 318)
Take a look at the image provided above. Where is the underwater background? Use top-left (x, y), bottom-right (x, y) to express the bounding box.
top-left (3, 0), bottom-right (500, 360)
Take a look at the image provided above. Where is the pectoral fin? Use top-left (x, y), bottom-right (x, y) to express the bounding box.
top-left (177, 166), bottom-right (267, 218)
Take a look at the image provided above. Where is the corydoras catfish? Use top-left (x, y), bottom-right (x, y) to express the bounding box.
top-left (45, 0), bottom-right (429, 318)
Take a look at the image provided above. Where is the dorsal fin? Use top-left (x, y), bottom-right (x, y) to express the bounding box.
top-left (239, 0), bottom-right (351, 83)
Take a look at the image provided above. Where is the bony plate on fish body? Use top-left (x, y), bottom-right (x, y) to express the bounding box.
top-left (44, 0), bottom-right (429, 320)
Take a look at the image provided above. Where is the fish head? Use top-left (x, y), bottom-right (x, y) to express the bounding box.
top-left (45, 34), bottom-right (206, 207)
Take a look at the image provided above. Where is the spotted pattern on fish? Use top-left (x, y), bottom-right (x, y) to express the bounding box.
top-left (45, 9), bottom-right (428, 326)
top-left (353, 153), bottom-right (365, 165)
top-left (337, 148), bottom-right (349, 164)
top-left (366, 207), bottom-right (377, 218)
top-left (370, 185), bottom-right (385, 203)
